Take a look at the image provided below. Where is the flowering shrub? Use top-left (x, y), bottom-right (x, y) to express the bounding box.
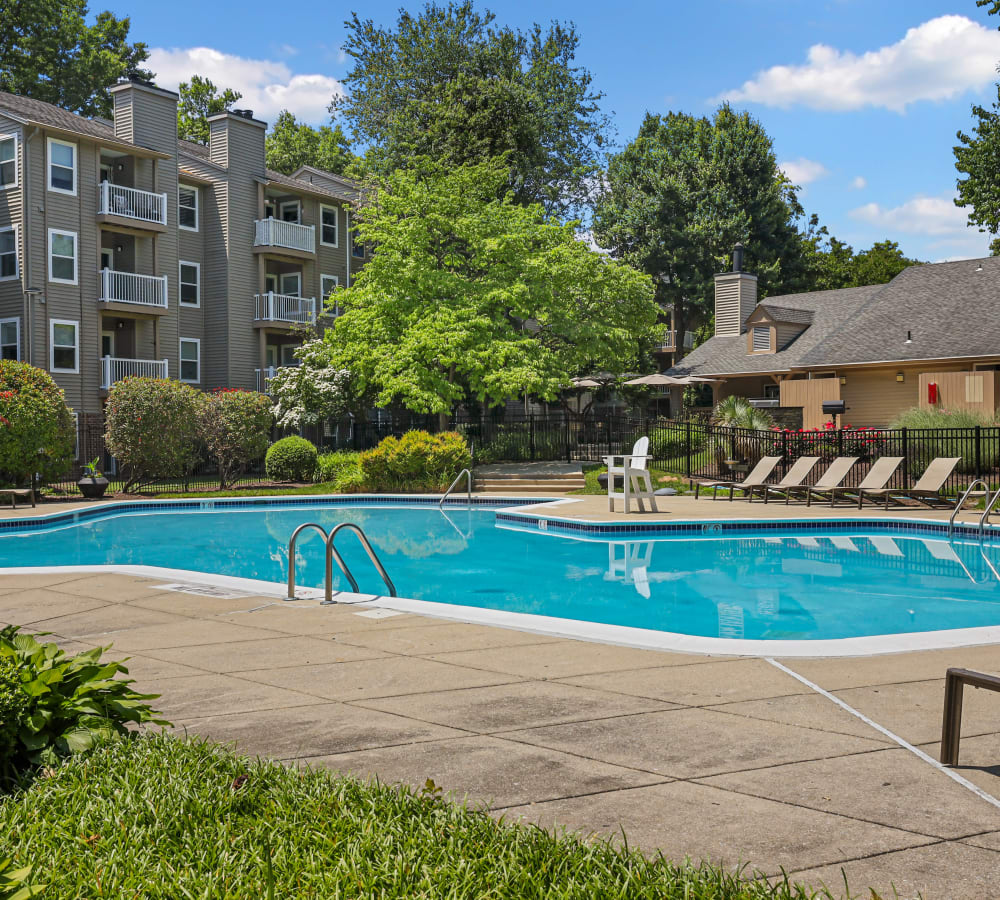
top-left (359, 430), bottom-right (471, 492)
top-left (199, 389), bottom-right (273, 488)
top-left (268, 340), bottom-right (352, 430)
top-left (105, 378), bottom-right (203, 491)
top-left (265, 436), bottom-right (318, 482)
top-left (0, 360), bottom-right (75, 488)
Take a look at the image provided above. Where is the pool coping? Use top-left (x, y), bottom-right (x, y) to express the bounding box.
top-left (4, 493), bottom-right (1000, 658)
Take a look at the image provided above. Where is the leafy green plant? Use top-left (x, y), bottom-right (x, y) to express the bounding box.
top-left (0, 859), bottom-right (43, 900)
top-left (0, 361), bottom-right (76, 488)
top-left (359, 431), bottom-right (471, 491)
top-left (80, 457), bottom-right (103, 478)
top-left (314, 450), bottom-right (361, 484)
top-left (199, 389), bottom-right (273, 488)
top-left (104, 378), bottom-right (203, 491)
top-left (0, 626), bottom-right (166, 776)
top-left (265, 436), bottom-right (318, 483)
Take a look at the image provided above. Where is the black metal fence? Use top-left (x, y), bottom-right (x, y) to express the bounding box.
top-left (40, 413), bottom-right (1000, 497)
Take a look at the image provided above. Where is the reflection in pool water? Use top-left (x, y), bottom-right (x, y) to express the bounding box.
top-left (2, 504), bottom-right (1000, 641)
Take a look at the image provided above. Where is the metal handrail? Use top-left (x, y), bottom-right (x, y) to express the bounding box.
top-left (949, 480), bottom-right (990, 537)
top-left (439, 468), bottom-right (473, 508)
top-left (324, 523), bottom-right (396, 603)
top-left (979, 487), bottom-right (1000, 540)
top-left (286, 522), bottom-right (329, 600)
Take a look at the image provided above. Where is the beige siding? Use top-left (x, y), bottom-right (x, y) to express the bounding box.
top-left (839, 368), bottom-right (920, 426)
top-left (713, 272), bottom-right (757, 336)
top-left (779, 378), bottom-right (841, 429)
top-left (775, 322), bottom-right (806, 350)
top-left (0, 116), bottom-right (24, 343)
top-left (918, 370), bottom-right (1000, 415)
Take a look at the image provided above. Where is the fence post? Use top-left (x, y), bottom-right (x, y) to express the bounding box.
top-left (606, 416), bottom-right (612, 460)
top-left (685, 420), bottom-right (692, 477)
top-left (837, 427), bottom-right (843, 460)
top-left (529, 413), bottom-right (536, 461)
top-left (781, 430), bottom-right (788, 466)
top-left (976, 426), bottom-right (983, 482)
top-left (901, 427), bottom-right (909, 487)
top-left (565, 416), bottom-right (571, 464)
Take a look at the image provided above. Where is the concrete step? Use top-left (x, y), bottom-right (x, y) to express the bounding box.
top-left (475, 479), bottom-right (584, 492)
top-left (475, 483), bottom-right (581, 492)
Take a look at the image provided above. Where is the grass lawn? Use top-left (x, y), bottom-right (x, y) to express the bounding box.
top-left (0, 734), bottom-right (839, 899)
top-left (573, 463), bottom-right (691, 496)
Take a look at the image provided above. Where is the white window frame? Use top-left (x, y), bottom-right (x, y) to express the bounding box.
top-left (178, 184), bottom-right (199, 231)
top-left (179, 337), bottom-right (200, 383)
top-left (46, 137), bottom-right (77, 196)
top-left (0, 224), bottom-right (18, 281)
top-left (178, 260), bottom-right (201, 307)
top-left (50, 318), bottom-right (79, 374)
top-left (279, 200), bottom-right (300, 224)
top-left (0, 134), bottom-right (18, 191)
top-left (321, 274), bottom-right (340, 315)
top-left (319, 204), bottom-right (339, 247)
top-left (280, 272), bottom-right (301, 297)
top-left (0, 316), bottom-right (20, 361)
top-left (47, 228), bottom-right (78, 285)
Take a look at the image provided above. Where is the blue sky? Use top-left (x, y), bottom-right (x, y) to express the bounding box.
top-left (118, 0), bottom-right (1000, 261)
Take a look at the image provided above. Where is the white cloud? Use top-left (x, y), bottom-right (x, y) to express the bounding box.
top-left (148, 46), bottom-right (345, 125)
top-left (337, 47), bottom-right (348, 65)
top-left (779, 157), bottom-right (829, 186)
top-left (850, 176), bottom-right (867, 190)
top-left (719, 15), bottom-right (1000, 112)
top-left (849, 193), bottom-right (969, 235)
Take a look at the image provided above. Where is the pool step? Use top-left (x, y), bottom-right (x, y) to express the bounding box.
top-left (474, 473), bottom-right (585, 493)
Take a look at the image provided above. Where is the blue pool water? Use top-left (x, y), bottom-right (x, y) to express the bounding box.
top-left (3, 502), bottom-right (1000, 641)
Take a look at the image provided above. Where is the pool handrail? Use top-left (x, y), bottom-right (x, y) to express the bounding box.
top-left (979, 486), bottom-right (1000, 540)
top-left (949, 479), bottom-right (990, 537)
top-left (286, 522), bottom-right (329, 600)
top-left (440, 469), bottom-right (473, 508)
top-left (323, 522), bottom-right (397, 603)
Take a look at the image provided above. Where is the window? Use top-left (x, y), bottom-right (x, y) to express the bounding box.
top-left (321, 274), bottom-right (340, 315)
top-left (279, 200), bottom-right (300, 223)
top-left (351, 231), bottom-right (366, 259)
top-left (50, 319), bottom-right (79, 373)
top-left (47, 138), bottom-right (76, 195)
top-left (179, 261), bottom-right (200, 306)
top-left (320, 205), bottom-right (339, 246)
top-left (0, 226), bottom-right (17, 280)
top-left (48, 229), bottom-right (77, 284)
top-left (178, 185), bottom-right (198, 230)
top-left (751, 326), bottom-right (770, 352)
top-left (179, 338), bottom-right (200, 382)
top-left (280, 272), bottom-right (300, 296)
top-left (0, 135), bottom-right (16, 189)
top-left (0, 317), bottom-right (19, 360)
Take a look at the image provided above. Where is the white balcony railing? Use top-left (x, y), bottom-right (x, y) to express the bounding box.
top-left (100, 356), bottom-right (168, 390)
top-left (256, 366), bottom-right (277, 395)
top-left (253, 217), bottom-right (315, 253)
top-left (99, 268), bottom-right (168, 309)
top-left (254, 292), bottom-right (317, 325)
top-left (98, 182), bottom-right (168, 226)
top-left (654, 330), bottom-right (676, 352)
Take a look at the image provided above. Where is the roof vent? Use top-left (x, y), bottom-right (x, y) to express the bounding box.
top-left (732, 242), bottom-right (745, 273)
top-left (232, 109), bottom-right (255, 120)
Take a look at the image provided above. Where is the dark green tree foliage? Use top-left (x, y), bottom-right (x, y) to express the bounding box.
top-left (334, 1), bottom-right (610, 215)
top-left (593, 106), bottom-right (806, 357)
top-left (800, 218), bottom-right (920, 290)
top-left (265, 111), bottom-right (355, 175)
top-left (177, 76), bottom-right (242, 145)
top-left (0, 0), bottom-right (151, 118)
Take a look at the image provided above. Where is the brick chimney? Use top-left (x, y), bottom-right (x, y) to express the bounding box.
top-left (714, 243), bottom-right (757, 336)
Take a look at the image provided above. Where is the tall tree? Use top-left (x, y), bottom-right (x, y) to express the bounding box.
top-left (800, 220), bottom-right (921, 289)
top-left (265, 111), bottom-right (356, 175)
top-left (333, 1), bottom-right (610, 216)
top-left (0, 0), bottom-right (151, 118)
top-left (326, 158), bottom-right (657, 424)
top-left (176, 76), bottom-right (241, 145)
top-left (593, 106), bottom-right (806, 359)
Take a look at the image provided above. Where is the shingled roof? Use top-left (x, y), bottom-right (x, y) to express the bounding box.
top-left (754, 304), bottom-right (814, 325)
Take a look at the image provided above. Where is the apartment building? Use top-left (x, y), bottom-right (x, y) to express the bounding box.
top-left (0, 78), bottom-right (364, 427)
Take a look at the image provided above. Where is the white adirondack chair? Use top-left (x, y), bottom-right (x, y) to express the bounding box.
top-left (604, 436), bottom-right (658, 514)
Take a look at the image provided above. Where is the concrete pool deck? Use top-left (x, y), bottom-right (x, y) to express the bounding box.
top-left (3, 569), bottom-right (1000, 899)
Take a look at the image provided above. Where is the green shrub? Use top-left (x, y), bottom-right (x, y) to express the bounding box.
top-left (105, 378), bottom-right (203, 491)
top-left (265, 436), bottom-right (318, 482)
top-left (0, 626), bottom-right (165, 778)
top-left (890, 406), bottom-right (995, 429)
top-left (0, 360), bottom-right (75, 488)
top-left (359, 430), bottom-right (471, 491)
top-left (199, 389), bottom-right (273, 488)
top-left (314, 450), bottom-right (361, 483)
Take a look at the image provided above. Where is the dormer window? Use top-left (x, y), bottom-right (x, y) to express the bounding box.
top-left (752, 326), bottom-right (771, 352)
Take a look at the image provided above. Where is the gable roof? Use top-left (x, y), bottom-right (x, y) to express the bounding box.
top-left (753, 304), bottom-right (814, 326)
top-left (0, 91), bottom-right (170, 158)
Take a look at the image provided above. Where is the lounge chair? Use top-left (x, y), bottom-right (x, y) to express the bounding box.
top-left (823, 456), bottom-right (903, 508)
top-left (695, 455), bottom-right (782, 501)
top-left (762, 456), bottom-right (821, 504)
top-left (857, 457), bottom-right (960, 509)
top-left (0, 487), bottom-right (35, 509)
top-left (786, 456), bottom-right (859, 507)
top-left (605, 436), bottom-right (658, 513)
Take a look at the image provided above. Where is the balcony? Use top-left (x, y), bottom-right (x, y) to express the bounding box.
top-left (98, 268), bottom-right (168, 314)
top-left (253, 217), bottom-right (315, 257)
top-left (653, 330), bottom-right (676, 352)
top-left (100, 356), bottom-right (168, 390)
top-left (256, 366), bottom-right (277, 395)
top-left (254, 292), bottom-right (317, 327)
top-left (97, 182), bottom-right (168, 231)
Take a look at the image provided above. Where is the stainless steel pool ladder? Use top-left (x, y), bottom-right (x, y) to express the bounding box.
top-left (439, 468), bottom-right (473, 508)
top-left (286, 522), bottom-right (397, 604)
top-left (979, 488), bottom-right (1000, 541)
top-left (948, 480), bottom-right (990, 537)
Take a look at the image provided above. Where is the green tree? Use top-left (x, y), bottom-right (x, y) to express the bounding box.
top-left (800, 221), bottom-right (920, 289)
top-left (334, 1), bottom-right (610, 216)
top-left (0, 0), bottom-right (151, 118)
top-left (265, 110), bottom-right (355, 175)
top-left (327, 158), bottom-right (657, 424)
top-left (177, 76), bottom-right (242, 145)
top-left (593, 106), bottom-right (806, 358)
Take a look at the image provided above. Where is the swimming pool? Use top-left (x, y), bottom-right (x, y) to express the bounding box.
top-left (3, 498), bottom-right (1000, 654)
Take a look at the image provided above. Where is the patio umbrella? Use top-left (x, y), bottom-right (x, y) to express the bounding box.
top-left (571, 377), bottom-right (603, 388)
top-left (624, 373), bottom-right (680, 386)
